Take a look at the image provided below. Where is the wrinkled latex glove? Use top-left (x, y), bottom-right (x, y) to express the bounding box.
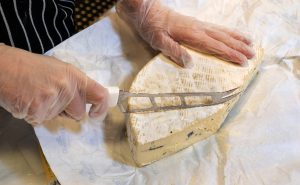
top-left (0, 45), bottom-right (108, 125)
top-left (117, 0), bottom-right (255, 68)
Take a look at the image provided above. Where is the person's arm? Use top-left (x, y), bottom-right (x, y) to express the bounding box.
top-left (116, 0), bottom-right (255, 68)
top-left (0, 44), bottom-right (108, 125)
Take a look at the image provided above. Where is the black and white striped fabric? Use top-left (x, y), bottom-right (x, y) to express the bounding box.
top-left (0, 0), bottom-right (75, 54)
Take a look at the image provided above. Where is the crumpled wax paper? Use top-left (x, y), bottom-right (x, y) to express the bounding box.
top-left (34, 1), bottom-right (300, 184)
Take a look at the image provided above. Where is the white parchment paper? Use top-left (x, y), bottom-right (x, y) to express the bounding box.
top-left (34, 1), bottom-right (300, 184)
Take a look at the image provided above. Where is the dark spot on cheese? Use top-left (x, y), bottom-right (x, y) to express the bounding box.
top-left (187, 131), bottom-right (194, 138)
top-left (170, 131), bottom-right (173, 134)
top-left (149, 145), bottom-right (164, 150)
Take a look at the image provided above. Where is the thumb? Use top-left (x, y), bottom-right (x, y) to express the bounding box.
top-left (85, 77), bottom-right (108, 118)
top-left (153, 33), bottom-right (193, 68)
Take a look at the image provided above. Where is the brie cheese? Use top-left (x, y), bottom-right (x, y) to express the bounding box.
top-left (127, 46), bottom-right (263, 166)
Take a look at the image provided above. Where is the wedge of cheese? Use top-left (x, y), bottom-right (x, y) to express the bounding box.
top-left (127, 46), bottom-right (263, 166)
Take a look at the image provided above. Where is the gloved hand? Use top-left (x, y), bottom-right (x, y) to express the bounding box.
top-left (0, 45), bottom-right (108, 125)
top-left (117, 0), bottom-right (255, 68)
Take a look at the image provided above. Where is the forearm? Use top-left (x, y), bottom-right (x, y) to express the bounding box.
top-left (0, 43), bottom-right (8, 58)
top-left (0, 44), bottom-right (27, 73)
top-left (0, 44), bottom-right (17, 77)
top-left (0, 44), bottom-right (19, 114)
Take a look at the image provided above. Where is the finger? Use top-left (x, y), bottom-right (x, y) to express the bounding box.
top-left (151, 32), bottom-right (193, 68)
top-left (63, 90), bottom-right (86, 120)
top-left (59, 111), bottom-right (74, 119)
top-left (85, 77), bottom-right (108, 118)
top-left (11, 103), bottom-right (29, 120)
top-left (89, 101), bottom-right (108, 118)
top-left (205, 29), bottom-right (255, 59)
top-left (24, 117), bottom-right (39, 126)
top-left (26, 100), bottom-right (46, 124)
top-left (24, 90), bottom-right (54, 124)
top-left (25, 100), bottom-right (44, 124)
top-left (213, 26), bottom-right (253, 45)
top-left (182, 33), bottom-right (248, 64)
top-left (40, 87), bottom-right (73, 121)
top-left (55, 65), bottom-right (87, 121)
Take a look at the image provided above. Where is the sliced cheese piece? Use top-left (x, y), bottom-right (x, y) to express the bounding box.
top-left (127, 46), bottom-right (264, 166)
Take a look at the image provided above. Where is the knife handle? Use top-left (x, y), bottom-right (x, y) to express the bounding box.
top-left (105, 86), bottom-right (120, 107)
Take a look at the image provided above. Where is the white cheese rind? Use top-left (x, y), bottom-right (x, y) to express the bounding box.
top-left (128, 47), bottom-right (263, 166)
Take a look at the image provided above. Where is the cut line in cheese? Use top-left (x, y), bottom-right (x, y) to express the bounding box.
top-left (127, 46), bottom-right (264, 166)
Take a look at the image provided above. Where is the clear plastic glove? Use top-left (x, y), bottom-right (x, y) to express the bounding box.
top-left (0, 45), bottom-right (108, 125)
top-left (117, 0), bottom-right (255, 68)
